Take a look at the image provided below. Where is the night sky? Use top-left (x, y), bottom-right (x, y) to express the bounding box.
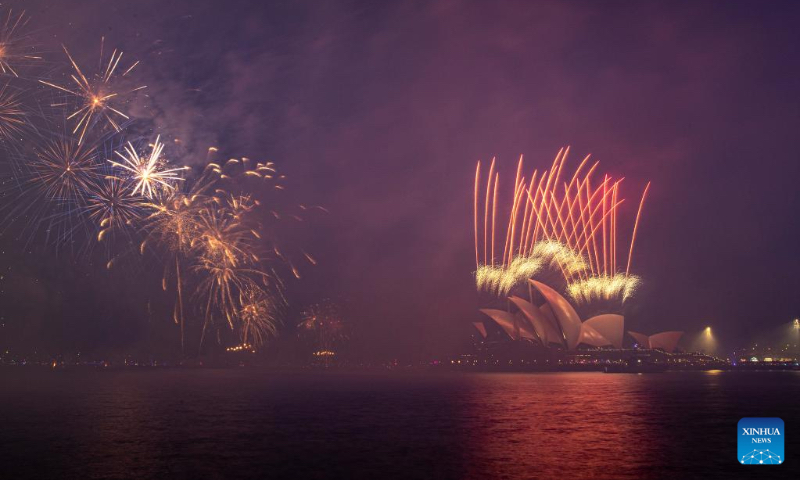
top-left (2, 0), bottom-right (800, 360)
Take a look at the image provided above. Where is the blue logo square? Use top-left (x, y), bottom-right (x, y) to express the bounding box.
top-left (739, 417), bottom-right (784, 465)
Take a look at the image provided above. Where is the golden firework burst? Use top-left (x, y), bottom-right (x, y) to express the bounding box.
top-left (39, 38), bottom-right (145, 144)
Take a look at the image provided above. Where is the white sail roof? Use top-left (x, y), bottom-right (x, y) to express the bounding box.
top-left (649, 331), bottom-right (683, 353)
top-left (628, 331), bottom-right (650, 348)
top-left (530, 280), bottom-right (581, 350)
top-left (472, 322), bottom-right (487, 338)
top-left (508, 296), bottom-right (563, 346)
top-left (584, 314), bottom-right (625, 349)
top-left (479, 309), bottom-right (518, 340)
top-left (479, 309), bottom-right (538, 342)
top-left (628, 330), bottom-right (684, 353)
top-left (578, 323), bottom-right (612, 348)
top-left (515, 312), bottom-right (539, 342)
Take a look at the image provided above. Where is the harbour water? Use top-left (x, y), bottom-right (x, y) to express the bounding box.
top-left (1, 369), bottom-right (798, 479)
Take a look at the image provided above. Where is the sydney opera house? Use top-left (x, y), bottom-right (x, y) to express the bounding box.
top-left (465, 151), bottom-right (699, 370)
top-left (471, 279), bottom-right (685, 368)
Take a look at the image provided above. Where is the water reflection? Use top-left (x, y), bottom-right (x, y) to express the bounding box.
top-left (1, 370), bottom-right (798, 479)
top-left (460, 373), bottom-right (660, 479)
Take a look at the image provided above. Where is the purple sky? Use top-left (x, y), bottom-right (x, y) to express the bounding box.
top-left (2, 0), bottom-right (800, 358)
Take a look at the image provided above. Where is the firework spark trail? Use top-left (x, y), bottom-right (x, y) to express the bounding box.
top-left (504, 156), bottom-right (524, 265)
top-left (602, 175), bottom-right (608, 276)
top-left (528, 169), bottom-right (546, 250)
top-left (473, 161), bottom-right (480, 268)
top-left (472, 148), bottom-right (651, 300)
top-left (626, 181), bottom-right (651, 276)
top-left (518, 173), bottom-right (532, 259)
top-left (491, 171), bottom-right (498, 266)
top-left (174, 258), bottom-right (185, 352)
top-left (586, 176), bottom-right (601, 272)
top-left (611, 181), bottom-right (618, 272)
top-left (483, 158), bottom-right (494, 266)
top-left (520, 165), bottom-right (541, 258)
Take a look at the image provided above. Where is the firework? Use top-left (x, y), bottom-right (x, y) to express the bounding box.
top-left (148, 193), bottom-right (283, 351)
top-left (238, 286), bottom-right (279, 347)
top-left (191, 198), bottom-right (260, 266)
top-left (473, 149), bottom-right (650, 290)
top-left (475, 240), bottom-right (587, 296)
top-left (39, 39), bottom-right (145, 144)
top-left (28, 138), bottom-right (100, 202)
top-left (0, 12), bottom-right (310, 355)
top-left (154, 167), bottom-right (284, 350)
top-left (475, 257), bottom-right (542, 297)
top-left (0, 9), bottom-right (41, 77)
top-left (0, 135), bottom-right (105, 250)
top-left (85, 175), bottom-right (146, 241)
top-left (108, 135), bottom-right (188, 199)
top-left (140, 170), bottom-right (236, 350)
top-left (0, 83), bottom-right (25, 140)
top-left (193, 255), bottom-right (279, 344)
top-left (299, 300), bottom-right (347, 355)
top-left (123, 154), bottom-right (302, 352)
top-left (142, 191), bottom-right (203, 254)
top-left (139, 176), bottom-right (213, 353)
top-left (193, 234), bottom-right (269, 324)
top-left (532, 240), bottom-right (588, 277)
top-left (626, 181), bottom-right (650, 276)
top-left (4, 145), bottom-right (300, 352)
top-left (208, 156), bottom-right (319, 279)
top-left (566, 273), bottom-right (640, 306)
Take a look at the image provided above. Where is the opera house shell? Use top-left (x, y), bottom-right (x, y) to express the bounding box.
top-left (475, 279), bottom-right (681, 352)
top-left (627, 331), bottom-right (683, 353)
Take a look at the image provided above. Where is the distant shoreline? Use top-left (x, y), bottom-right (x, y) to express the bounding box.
top-left (2, 364), bottom-right (799, 374)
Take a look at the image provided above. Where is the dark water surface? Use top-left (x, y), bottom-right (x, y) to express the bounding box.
top-left (1, 369), bottom-right (798, 479)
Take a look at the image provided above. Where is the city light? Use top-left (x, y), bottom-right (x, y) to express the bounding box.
top-left (686, 326), bottom-right (717, 355)
top-left (225, 343), bottom-right (255, 353)
top-left (312, 350), bottom-right (336, 357)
